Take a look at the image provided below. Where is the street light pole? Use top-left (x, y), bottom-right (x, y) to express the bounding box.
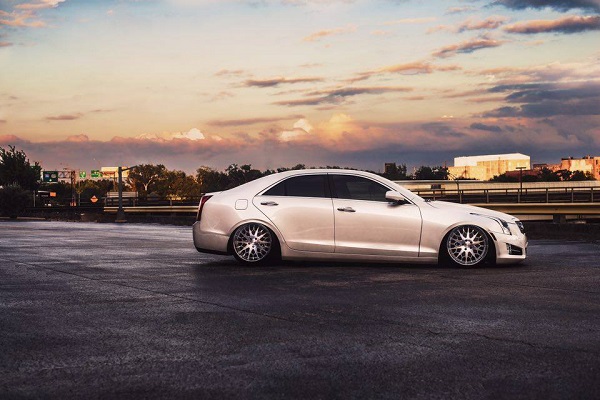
top-left (516, 166), bottom-right (526, 203)
top-left (116, 165), bottom-right (138, 222)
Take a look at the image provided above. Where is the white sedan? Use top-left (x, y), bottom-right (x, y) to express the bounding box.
top-left (193, 169), bottom-right (527, 267)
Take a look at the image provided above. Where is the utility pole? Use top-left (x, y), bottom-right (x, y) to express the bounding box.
top-left (116, 165), bottom-right (138, 222)
top-left (516, 166), bottom-right (526, 203)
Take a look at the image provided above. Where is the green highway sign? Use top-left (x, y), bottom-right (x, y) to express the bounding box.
top-left (43, 171), bottom-right (59, 183)
top-left (91, 170), bottom-right (102, 178)
top-left (79, 171), bottom-right (87, 179)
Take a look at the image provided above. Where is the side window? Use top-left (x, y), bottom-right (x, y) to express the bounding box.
top-left (332, 175), bottom-right (391, 202)
top-left (263, 175), bottom-right (330, 198)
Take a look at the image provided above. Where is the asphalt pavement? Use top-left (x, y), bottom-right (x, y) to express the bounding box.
top-left (0, 221), bottom-right (599, 399)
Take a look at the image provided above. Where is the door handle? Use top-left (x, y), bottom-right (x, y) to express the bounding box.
top-left (260, 201), bottom-right (279, 206)
top-left (337, 207), bottom-right (356, 212)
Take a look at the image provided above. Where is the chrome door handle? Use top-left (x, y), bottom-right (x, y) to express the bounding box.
top-left (260, 201), bottom-right (279, 206)
top-left (337, 207), bottom-right (356, 212)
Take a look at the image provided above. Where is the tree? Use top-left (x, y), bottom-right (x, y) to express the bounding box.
top-left (0, 184), bottom-right (31, 218)
top-left (126, 164), bottom-right (166, 196)
top-left (0, 145), bottom-right (42, 190)
top-left (383, 163), bottom-right (408, 180)
top-left (415, 166), bottom-right (448, 180)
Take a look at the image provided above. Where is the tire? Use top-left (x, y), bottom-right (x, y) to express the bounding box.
top-left (231, 223), bottom-right (279, 265)
top-left (445, 225), bottom-right (490, 268)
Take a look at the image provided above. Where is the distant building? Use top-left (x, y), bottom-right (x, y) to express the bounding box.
top-left (558, 156), bottom-right (600, 180)
top-left (448, 153), bottom-right (530, 181)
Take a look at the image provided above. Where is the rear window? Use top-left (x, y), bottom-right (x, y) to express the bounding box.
top-left (263, 175), bottom-right (330, 198)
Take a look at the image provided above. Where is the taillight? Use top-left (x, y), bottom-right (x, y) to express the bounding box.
top-left (196, 195), bottom-right (212, 222)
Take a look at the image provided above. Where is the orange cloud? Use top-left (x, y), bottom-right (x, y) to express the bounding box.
top-left (303, 24), bottom-right (356, 42)
top-left (504, 15), bottom-right (600, 34)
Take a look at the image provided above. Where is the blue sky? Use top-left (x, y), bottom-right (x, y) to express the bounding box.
top-left (1, 0), bottom-right (599, 172)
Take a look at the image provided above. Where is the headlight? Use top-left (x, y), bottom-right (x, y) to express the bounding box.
top-left (515, 220), bottom-right (525, 234)
top-left (496, 218), bottom-right (512, 235)
top-left (471, 213), bottom-right (512, 235)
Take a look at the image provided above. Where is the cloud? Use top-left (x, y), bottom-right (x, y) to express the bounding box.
top-left (3, 112), bottom-right (600, 173)
top-left (280, 118), bottom-right (313, 141)
top-left (302, 24), bottom-right (356, 42)
top-left (0, 41), bottom-right (13, 47)
top-left (483, 82), bottom-right (600, 117)
top-left (15, 0), bottom-right (66, 10)
top-left (432, 36), bottom-right (504, 58)
top-left (45, 113), bottom-right (83, 121)
top-left (470, 123), bottom-right (503, 133)
top-left (244, 76), bottom-right (323, 87)
top-left (430, 16), bottom-right (508, 33)
top-left (135, 128), bottom-right (206, 141)
top-left (445, 6), bottom-right (477, 14)
top-left (504, 15), bottom-right (600, 34)
top-left (491, 0), bottom-right (600, 12)
top-left (348, 61), bottom-right (460, 82)
top-left (476, 61), bottom-right (600, 85)
top-left (274, 86), bottom-right (412, 106)
top-left (208, 115), bottom-right (304, 127)
top-left (382, 17), bottom-right (437, 26)
top-left (0, 10), bottom-right (46, 27)
top-left (214, 69), bottom-right (247, 77)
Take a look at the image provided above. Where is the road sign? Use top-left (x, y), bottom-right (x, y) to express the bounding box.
top-left (43, 171), bottom-right (58, 183)
top-left (79, 171), bottom-right (87, 179)
top-left (90, 196), bottom-right (98, 203)
top-left (91, 170), bottom-right (102, 178)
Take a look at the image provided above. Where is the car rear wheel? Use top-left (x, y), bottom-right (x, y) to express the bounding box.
top-left (445, 225), bottom-right (489, 267)
top-left (232, 223), bottom-right (278, 264)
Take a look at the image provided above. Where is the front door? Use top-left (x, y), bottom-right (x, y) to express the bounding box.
top-left (331, 174), bottom-right (422, 257)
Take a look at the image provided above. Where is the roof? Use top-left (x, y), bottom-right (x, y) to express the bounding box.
top-left (454, 153), bottom-right (530, 166)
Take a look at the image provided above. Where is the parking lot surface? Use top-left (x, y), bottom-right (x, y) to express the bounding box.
top-left (1, 221), bottom-right (599, 399)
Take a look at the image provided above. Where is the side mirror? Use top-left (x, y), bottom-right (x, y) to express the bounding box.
top-left (386, 190), bottom-right (408, 205)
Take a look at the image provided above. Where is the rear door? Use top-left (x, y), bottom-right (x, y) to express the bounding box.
top-left (253, 174), bottom-right (334, 253)
top-left (331, 174), bottom-right (422, 257)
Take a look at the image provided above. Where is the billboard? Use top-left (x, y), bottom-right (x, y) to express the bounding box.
top-left (91, 170), bottom-right (102, 179)
top-left (79, 171), bottom-right (87, 179)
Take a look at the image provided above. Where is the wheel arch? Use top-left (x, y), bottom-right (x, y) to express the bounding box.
top-left (226, 219), bottom-right (284, 256)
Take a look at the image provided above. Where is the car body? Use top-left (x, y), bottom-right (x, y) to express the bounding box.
top-left (193, 169), bottom-right (527, 267)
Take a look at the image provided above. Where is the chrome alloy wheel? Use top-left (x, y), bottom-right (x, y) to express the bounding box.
top-left (446, 225), bottom-right (489, 267)
top-left (233, 223), bottom-right (272, 263)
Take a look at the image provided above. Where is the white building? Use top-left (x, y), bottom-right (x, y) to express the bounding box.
top-left (449, 153), bottom-right (530, 181)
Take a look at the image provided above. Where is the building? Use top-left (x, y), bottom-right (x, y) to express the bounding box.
top-left (559, 156), bottom-right (600, 180)
top-left (448, 153), bottom-right (530, 181)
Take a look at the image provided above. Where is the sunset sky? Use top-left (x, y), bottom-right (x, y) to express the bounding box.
top-left (1, 0), bottom-right (599, 173)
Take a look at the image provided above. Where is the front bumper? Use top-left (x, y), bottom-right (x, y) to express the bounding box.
top-left (494, 231), bottom-right (528, 264)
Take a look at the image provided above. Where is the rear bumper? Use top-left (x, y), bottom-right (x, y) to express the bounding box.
top-left (192, 221), bottom-right (230, 254)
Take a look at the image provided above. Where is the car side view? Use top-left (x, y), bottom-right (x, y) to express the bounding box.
top-left (193, 169), bottom-right (527, 267)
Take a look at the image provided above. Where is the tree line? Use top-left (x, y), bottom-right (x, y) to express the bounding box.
top-left (0, 145), bottom-right (597, 216)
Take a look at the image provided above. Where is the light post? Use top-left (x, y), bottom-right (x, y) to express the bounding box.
top-left (116, 165), bottom-right (138, 222)
top-left (516, 166), bottom-right (526, 203)
top-left (446, 171), bottom-right (462, 203)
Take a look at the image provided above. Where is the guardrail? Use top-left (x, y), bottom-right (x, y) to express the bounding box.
top-left (104, 206), bottom-right (197, 214)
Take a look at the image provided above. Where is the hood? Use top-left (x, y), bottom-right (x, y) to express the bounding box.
top-left (426, 201), bottom-right (519, 222)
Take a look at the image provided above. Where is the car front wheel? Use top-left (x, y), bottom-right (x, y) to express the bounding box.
top-left (232, 223), bottom-right (278, 265)
top-left (445, 225), bottom-right (490, 267)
